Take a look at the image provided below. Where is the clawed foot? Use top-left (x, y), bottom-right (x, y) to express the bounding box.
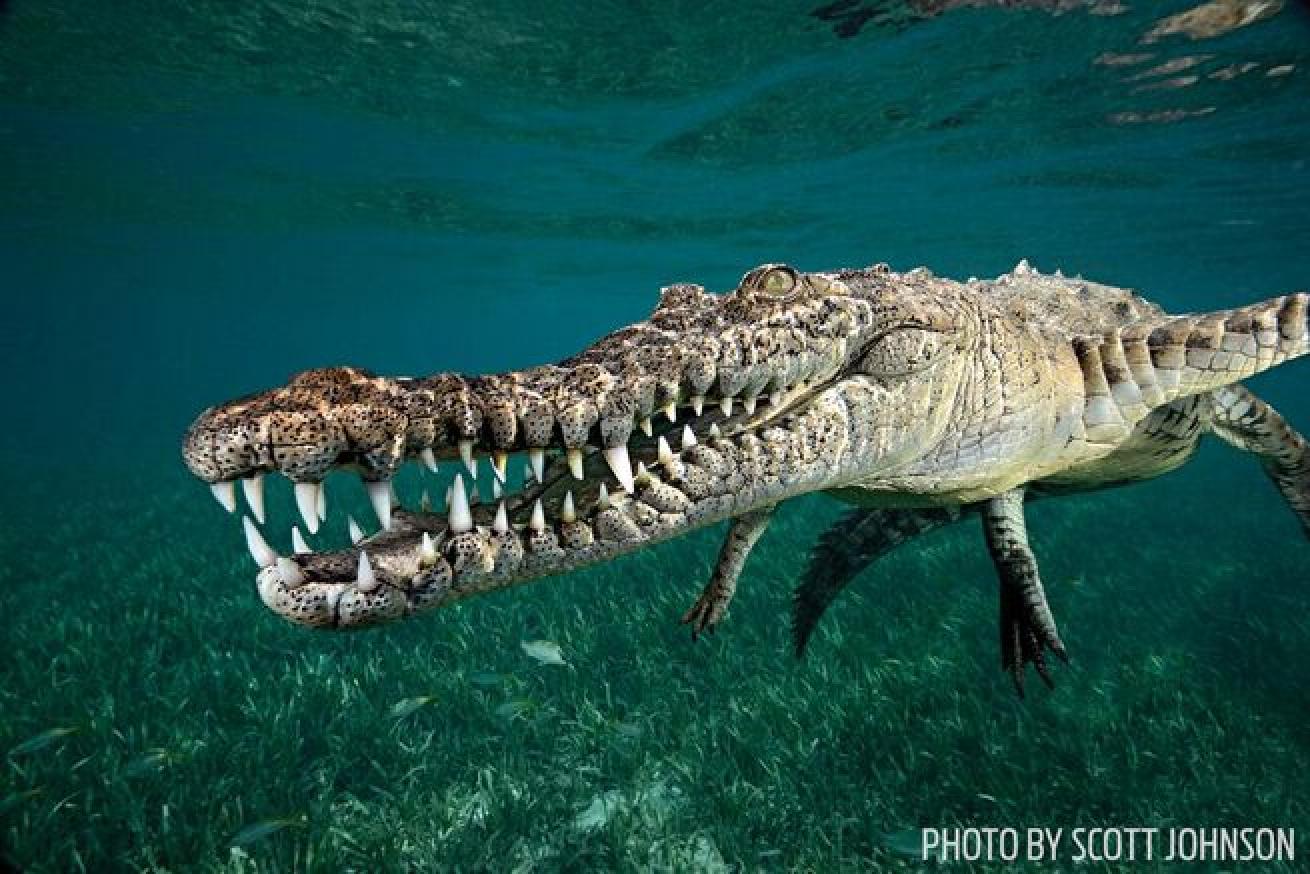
top-left (999, 582), bottom-right (1069, 697)
top-left (680, 590), bottom-right (728, 640)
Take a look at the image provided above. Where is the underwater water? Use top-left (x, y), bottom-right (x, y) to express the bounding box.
top-left (3, 0), bottom-right (1310, 870)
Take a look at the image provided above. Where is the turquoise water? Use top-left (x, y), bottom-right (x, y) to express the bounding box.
top-left (3, 2), bottom-right (1310, 870)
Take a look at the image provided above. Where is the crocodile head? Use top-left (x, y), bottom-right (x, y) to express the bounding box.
top-left (182, 262), bottom-right (1056, 628)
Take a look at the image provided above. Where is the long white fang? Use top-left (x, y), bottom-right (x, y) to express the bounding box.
top-left (635, 461), bottom-right (652, 485)
top-left (277, 556), bottom-right (305, 587)
top-left (242, 516), bottom-right (277, 568)
top-left (597, 483), bottom-right (611, 511)
top-left (657, 436), bottom-right (674, 465)
top-left (366, 480), bottom-right (392, 531)
top-left (357, 551), bottom-right (379, 592)
top-left (743, 395), bottom-right (757, 415)
top-left (291, 526), bottom-right (311, 555)
top-left (459, 439), bottom-right (476, 476)
top-left (529, 448), bottom-right (546, 483)
top-left (681, 426), bottom-right (697, 450)
top-left (420, 447), bottom-right (439, 473)
top-left (241, 475), bottom-right (266, 524)
top-left (662, 400), bottom-right (677, 423)
top-left (492, 451), bottom-right (508, 483)
top-left (562, 490), bottom-right (576, 523)
top-left (419, 532), bottom-right (437, 566)
top-left (639, 417), bottom-right (653, 437)
top-left (448, 474), bottom-right (473, 533)
top-left (493, 501), bottom-right (509, 533)
top-left (294, 482), bottom-right (321, 534)
top-left (567, 448), bottom-right (585, 480)
top-left (691, 396), bottom-right (705, 416)
top-left (709, 423), bottom-right (722, 439)
top-left (530, 498), bottom-right (545, 532)
top-left (603, 445), bottom-right (636, 493)
top-left (719, 397), bottom-right (734, 417)
top-left (348, 515), bottom-right (365, 545)
top-left (210, 481), bottom-right (236, 513)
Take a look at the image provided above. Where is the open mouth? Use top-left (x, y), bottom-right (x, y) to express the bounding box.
top-left (184, 359), bottom-right (837, 628)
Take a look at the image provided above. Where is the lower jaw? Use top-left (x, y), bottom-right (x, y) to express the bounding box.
top-left (252, 421), bottom-right (817, 629)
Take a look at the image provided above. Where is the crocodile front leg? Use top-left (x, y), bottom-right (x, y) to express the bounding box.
top-left (681, 506), bottom-right (775, 638)
top-left (981, 488), bottom-right (1068, 697)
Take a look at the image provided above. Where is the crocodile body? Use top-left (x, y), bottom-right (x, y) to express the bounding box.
top-left (182, 261), bottom-right (1310, 691)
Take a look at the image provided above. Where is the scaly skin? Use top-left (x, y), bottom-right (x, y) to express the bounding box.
top-left (182, 261), bottom-right (1309, 689)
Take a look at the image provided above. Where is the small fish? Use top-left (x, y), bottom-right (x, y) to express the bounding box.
top-left (230, 817), bottom-right (304, 847)
top-left (124, 749), bottom-right (171, 778)
top-left (520, 639), bottom-right (567, 666)
top-left (883, 829), bottom-right (934, 859)
top-left (9, 726), bottom-right (78, 757)
top-left (389, 696), bottom-right (435, 719)
top-left (495, 698), bottom-right (536, 721)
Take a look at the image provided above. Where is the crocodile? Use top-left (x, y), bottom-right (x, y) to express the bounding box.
top-left (182, 260), bottom-right (1310, 692)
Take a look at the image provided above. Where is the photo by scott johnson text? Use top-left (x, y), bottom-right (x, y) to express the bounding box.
top-left (922, 827), bottom-right (1295, 863)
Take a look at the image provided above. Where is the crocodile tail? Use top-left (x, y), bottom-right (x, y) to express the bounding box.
top-left (1074, 293), bottom-right (1310, 442)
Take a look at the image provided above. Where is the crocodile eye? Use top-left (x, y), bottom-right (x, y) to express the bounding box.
top-left (759, 266), bottom-right (798, 298)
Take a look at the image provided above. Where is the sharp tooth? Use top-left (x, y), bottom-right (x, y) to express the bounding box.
top-left (657, 436), bottom-right (674, 465)
top-left (530, 498), bottom-right (545, 532)
top-left (635, 461), bottom-right (652, 485)
top-left (639, 417), bottom-right (653, 437)
top-left (681, 426), bottom-right (697, 450)
top-left (709, 423), bottom-right (722, 439)
top-left (743, 395), bottom-right (757, 415)
top-left (291, 526), bottom-right (312, 555)
top-left (529, 448), bottom-right (546, 483)
top-left (419, 532), bottom-right (437, 566)
top-left (316, 481), bottom-right (327, 520)
top-left (242, 516), bottom-right (277, 568)
top-left (662, 400), bottom-right (677, 423)
top-left (366, 480), bottom-right (392, 531)
top-left (691, 396), bottom-right (705, 416)
top-left (210, 481), bottom-right (236, 513)
top-left (241, 475), bottom-right (266, 524)
top-left (523, 462), bottom-right (535, 483)
top-left (357, 551), bottom-right (379, 592)
top-left (567, 448), bottom-right (585, 480)
top-left (597, 483), bottom-right (611, 511)
top-left (602, 445), bottom-right (635, 493)
top-left (770, 390), bottom-right (782, 407)
top-left (420, 489), bottom-right (432, 512)
top-left (420, 447), bottom-right (438, 473)
top-left (458, 439), bottom-right (476, 476)
top-left (294, 482), bottom-right (321, 534)
top-left (348, 515), bottom-right (365, 545)
top-left (493, 501), bottom-right (509, 533)
top-left (719, 397), bottom-right (734, 417)
top-left (448, 474), bottom-right (473, 533)
top-left (562, 490), bottom-right (576, 523)
top-left (492, 451), bottom-right (508, 483)
top-left (492, 479), bottom-right (503, 500)
top-left (276, 556), bottom-right (305, 587)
